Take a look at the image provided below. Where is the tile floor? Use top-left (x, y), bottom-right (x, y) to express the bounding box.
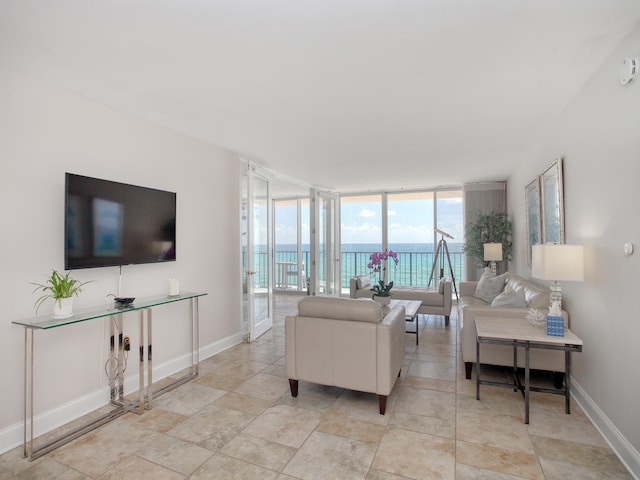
top-left (0, 295), bottom-right (632, 479)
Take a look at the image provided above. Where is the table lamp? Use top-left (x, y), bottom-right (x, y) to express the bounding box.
top-left (532, 244), bottom-right (584, 310)
top-left (483, 243), bottom-right (503, 277)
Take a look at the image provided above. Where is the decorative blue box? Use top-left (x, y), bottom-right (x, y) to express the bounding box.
top-left (546, 315), bottom-right (565, 337)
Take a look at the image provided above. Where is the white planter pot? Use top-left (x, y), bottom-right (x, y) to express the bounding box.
top-left (52, 297), bottom-right (74, 319)
top-left (373, 295), bottom-right (391, 306)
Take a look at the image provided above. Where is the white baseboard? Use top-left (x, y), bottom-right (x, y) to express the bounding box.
top-left (571, 378), bottom-right (640, 480)
top-left (0, 332), bottom-right (244, 456)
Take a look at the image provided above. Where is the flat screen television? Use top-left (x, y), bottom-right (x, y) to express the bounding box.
top-left (65, 173), bottom-right (176, 269)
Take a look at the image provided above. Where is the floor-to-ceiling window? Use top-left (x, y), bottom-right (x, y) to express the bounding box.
top-left (339, 189), bottom-right (464, 293)
top-left (274, 198), bottom-right (310, 292)
top-left (387, 192), bottom-right (434, 287)
top-left (340, 194), bottom-right (383, 288)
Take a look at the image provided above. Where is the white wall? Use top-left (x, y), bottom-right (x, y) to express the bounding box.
top-left (507, 23), bottom-right (640, 475)
top-left (0, 66), bottom-right (242, 452)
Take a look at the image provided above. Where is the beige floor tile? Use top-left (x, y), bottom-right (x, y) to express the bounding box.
top-left (394, 385), bottom-right (455, 420)
top-left (193, 372), bottom-right (247, 391)
top-left (455, 462), bottom-right (529, 479)
top-left (327, 389), bottom-right (396, 426)
top-left (167, 404), bottom-right (255, 449)
top-left (525, 403), bottom-right (609, 448)
top-left (283, 431), bottom-right (377, 480)
top-left (234, 372), bottom-right (291, 401)
top-left (151, 382), bottom-right (226, 416)
top-left (531, 435), bottom-right (631, 476)
top-left (390, 411), bottom-right (455, 439)
top-left (408, 358), bottom-right (456, 381)
top-left (121, 407), bottom-right (187, 434)
top-left (190, 454), bottom-right (279, 480)
top-left (371, 428), bottom-right (455, 480)
top-left (456, 440), bottom-right (544, 480)
top-left (403, 374), bottom-right (456, 393)
top-left (135, 434), bottom-right (213, 475)
top-left (97, 454), bottom-right (184, 480)
top-left (277, 382), bottom-right (344, 413)
top-left (208, 360), bottom-right (270, 380)
top-left (242, 404), bottom-right (322, 449)
top-left (50, 421), bottom-right (159, 478)
top-left (214, 391), bottom-right (274, 415)
top-left (456, 410), bottom-right (535, 454)
top-left (316, 413), bottom-right (388, 444)
top-left (12, 457), bottom-right (92, 480)
top-left (365, 469), bottom-right (414, 480)
top-left (221, 433), bottom-right (297, 471)
top-left (538, 457), bottom-right (633, 480)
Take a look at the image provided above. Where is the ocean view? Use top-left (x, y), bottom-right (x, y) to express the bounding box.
top-left (263, 243), bottom-right (466, 290)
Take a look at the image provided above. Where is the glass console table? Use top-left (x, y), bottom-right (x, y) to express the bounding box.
top-left (12, 292), bottom-right (207, 460)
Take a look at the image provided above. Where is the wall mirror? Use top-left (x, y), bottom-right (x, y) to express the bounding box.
top-left (540, 158), bottom-right (564, 244)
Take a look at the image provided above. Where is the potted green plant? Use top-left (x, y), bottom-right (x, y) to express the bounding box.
top-left (463, 211), bottom-right (513, 267)
top-left (31, 270), bottom-right (92, 318)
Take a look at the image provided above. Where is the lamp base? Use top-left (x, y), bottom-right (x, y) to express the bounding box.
top-left (550, 282), bottom-right (562, 310)
top-left (489, 261), bottom-right (497, 277)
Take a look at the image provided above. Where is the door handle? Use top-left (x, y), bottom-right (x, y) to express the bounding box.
top-left (247, 271), bottom-right (256, 276)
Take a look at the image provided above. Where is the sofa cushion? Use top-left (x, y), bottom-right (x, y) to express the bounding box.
top-left (474, 272), bottom-right (507, 303)
top-left (297, 296), bottom-right (383, 323)
top-left (392, 286), bottom-right (443, 307)
top-left (505, 273), bottom-right (550, 308)
top-left (491, 284), bottom-right (527, 307)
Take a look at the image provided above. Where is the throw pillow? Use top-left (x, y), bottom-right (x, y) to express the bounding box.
top-left (491, 284), bottom-right (527, 307)
top-left (357, 275), bottom-right (371, 289)
top-left (474, 272), bottom-right (507, 304)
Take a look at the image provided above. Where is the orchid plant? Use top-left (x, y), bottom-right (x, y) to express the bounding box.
top-left (367, 249), bottom-right (399, 298)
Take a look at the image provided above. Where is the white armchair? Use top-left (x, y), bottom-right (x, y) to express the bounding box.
top-left (285, 296), bottom-right (405, 414)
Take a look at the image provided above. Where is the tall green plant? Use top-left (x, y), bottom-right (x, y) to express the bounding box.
top-left (463, 211), bottom-right (513, 266)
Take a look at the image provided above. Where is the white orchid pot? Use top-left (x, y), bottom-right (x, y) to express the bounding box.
top-left (373, 295), bottom-right (391, 306)
top-left (52, 297), bottom-right (74, 319)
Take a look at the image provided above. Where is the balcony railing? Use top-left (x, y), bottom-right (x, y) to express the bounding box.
top-left (245, 250), bottom-right (465, 291)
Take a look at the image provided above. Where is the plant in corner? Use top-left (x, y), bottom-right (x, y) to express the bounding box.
top-left (463, 211), bottom-right (513, 267)
top-left (368, 249), bottom-right (399, 299)
top-left (31, 270), bottom-right (92, 317)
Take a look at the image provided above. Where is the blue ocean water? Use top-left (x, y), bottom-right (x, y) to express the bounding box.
top-left (268, 243), bottom-right (465, 288)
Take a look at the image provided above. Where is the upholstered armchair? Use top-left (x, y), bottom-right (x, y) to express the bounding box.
top-left (285, 296), bottom-right (405, 414)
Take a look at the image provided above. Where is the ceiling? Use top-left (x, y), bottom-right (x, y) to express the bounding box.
top-left (2, 1), bottom-right (640, 195)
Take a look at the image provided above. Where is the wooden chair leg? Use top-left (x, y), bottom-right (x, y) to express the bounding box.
top-left (378, 395), bottom-right (387, 415)
top-left (289, 379), bottom-right (299, 397)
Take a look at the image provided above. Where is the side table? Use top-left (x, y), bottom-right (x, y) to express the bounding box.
top-left (475, 316), bottom-right (583, 424)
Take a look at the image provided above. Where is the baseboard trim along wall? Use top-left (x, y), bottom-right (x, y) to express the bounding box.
top-left (0, 331), bottom-right (245, 456)
top-left (572, 378), bottom-right (640, 480)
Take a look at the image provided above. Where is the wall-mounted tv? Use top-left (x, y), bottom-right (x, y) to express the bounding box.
top-left (65, 173), bottom-right (176, 269)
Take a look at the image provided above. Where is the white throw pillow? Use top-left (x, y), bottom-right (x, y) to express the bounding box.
top-left (474, 272), bottom-right (507, 304)
top-left (491, 284), bottom-right (527, 307)
top-left (357, 275), bottom-right (371, 289)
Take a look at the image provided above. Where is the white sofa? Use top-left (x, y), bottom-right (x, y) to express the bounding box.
top-left (285, 296), bottom-right (405, 414)
top-left (459, 272), bottom-right (569, 386)
top-left (350, 275), bottom-right (453, 325)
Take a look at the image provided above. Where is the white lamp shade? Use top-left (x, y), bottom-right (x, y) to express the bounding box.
top-left (532, 244), bottom-right (584, 281)
top-left (483, 243), bottom-right (503, 261)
